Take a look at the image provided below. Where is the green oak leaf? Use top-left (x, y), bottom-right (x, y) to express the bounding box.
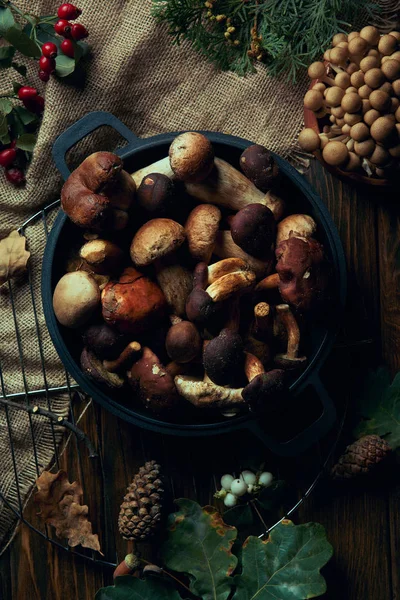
top-left (162, 498), bottom-right (238, 600)
top-left (0, 112), bottom-right (9, 143)
top-left (0, 7), bottom-right (15, 37)
top-left (354, 367), bottom-right (400, 449)
top-left (0, 99), bottom-right (13, 115)
top-left (3, 26), bottom-right (41, 58)
top-left (15, 133), bottom-right (36, 152)
top-left (55, 54), bottom-right (75, 77)
top-left (95, 576), bottom-right (182, 600)
top-left (233, 520), bottom-right (333, 600)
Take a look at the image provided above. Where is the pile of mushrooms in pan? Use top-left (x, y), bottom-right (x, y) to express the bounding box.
top-left (53, 132), bottom-right (330, 418)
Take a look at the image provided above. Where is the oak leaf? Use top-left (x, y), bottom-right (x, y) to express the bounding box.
top-left (0, 230), bottom-right (30, 286)
top-left (35, 470), bottom-right (102, 554)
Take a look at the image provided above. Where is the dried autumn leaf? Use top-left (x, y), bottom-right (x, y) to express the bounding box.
top-left (0, 230), bottom-right (30, 286)
top-left (35, 470), bottom-right (102, 554)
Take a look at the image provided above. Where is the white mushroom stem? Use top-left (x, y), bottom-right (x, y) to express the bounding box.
top-left (346, 139), bottom-right (355, 151)
top-left (206, 270), bottom-right (256, 302)
top-left (214, 230), bottom-right (272, 280)
top-left (103, 341), bottom-right (142, 373)
top-left (329, 64), bottom-right (345, 74)
top-left (244, 352), bottom-right (265, 381)
top-left (132, 157), bottom-right (285, 219)
top-left (255, 272), bottom-right (279, 292)
top-left (207, 258), bottom-right (249, 284)
top-left (174, 376), bottom-right (245, 407)
top-left (276, 304), bottom-right (300, 359)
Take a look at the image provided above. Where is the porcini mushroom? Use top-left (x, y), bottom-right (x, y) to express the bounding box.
top-left (79, 239), bottom-right (124, 275)
top-left (80, 347), bottom-right (124, 389)
top-left (230, 203), bottom-right (276, 258)
top-left (82, 322), bottom-right (128, 360)
top-left (186, 262), bottom-right (221, 326)
top-left (205, 269), bottom-right (256, 303)
top-left (239, 144), bottom-right (280, 192)
top-left (169, 132), bottom-right (214, 182)
top-left (174, 376), bottom-right (245, 409)
top-left (129, 347), bottom-right (178, 414)
top-left (185, 204), bottom-right (221, 263)
top-left (276, 214), bottom-right (317, 246)
top-left (273, 304), bottom-right (307, 370)
top-left (165, 318), bottom-right (202, 363)
top-left (213, 230), bottom-right (273, 279)
top-left (103, 341), bottom-right (142, 373)
top-left (137, 173), bottom-right (175, 215)
top-left (241, 366), bottom-right (286, 413)
top-left (53, 271), bottom-right (101, 328)
top-left (207, 258), bottom-right (249, 283)
top-left (203, 328), bottom-right (244, 386)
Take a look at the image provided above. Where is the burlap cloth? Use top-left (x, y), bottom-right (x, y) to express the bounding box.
top-left (0, 0), bottom-right (398, 554)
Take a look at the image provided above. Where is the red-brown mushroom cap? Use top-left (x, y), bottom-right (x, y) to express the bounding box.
top-left (242, 369), bottom-right (286, 413)
top-left (239, 144), bottom-right (280, 192)
top-left (230, 203), bottom-right (276, 259)
top-left (203, 328), bottom-right (244, 386)
top-left (185, 262), bottom-right (221, 326)
top-left (129, 347), bottom-right (178, 414)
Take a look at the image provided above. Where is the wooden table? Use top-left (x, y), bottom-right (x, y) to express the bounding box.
top-left (0, 159), bottom-right (399, 600)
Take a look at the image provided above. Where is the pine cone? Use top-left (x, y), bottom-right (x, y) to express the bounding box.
top-left (331, 435), bottom-right (391, 480)
top-left (118, 460), bottom-right (164, 541)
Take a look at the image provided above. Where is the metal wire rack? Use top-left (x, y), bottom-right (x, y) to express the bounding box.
top-left (0, 200), bottom-right (347, 569)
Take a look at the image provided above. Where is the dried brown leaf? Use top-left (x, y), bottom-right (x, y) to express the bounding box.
top-left (35, 470), bottom-right (102, 554)
top-left (0, 230), bottom-right (30, 286)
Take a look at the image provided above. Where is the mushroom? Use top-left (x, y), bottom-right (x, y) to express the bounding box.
top-left (359, 56), bottom-right (380, 72)
top-left (241, 363), bottom-right (286, 413)
top-left (137, 173), bottom-right (175, 215)
top-left (350, 70), bottom-right (365, 88)
top-left (297, 129), bottom-right (322, 152)
top-left (378, 34), bottom-right (398, 56)
top-left (252, 302), bottom-right (272, 339)
top-left (335, 72), bottom-right (351, 89)
top-left (186, 262), bottom-right (221, 326)
top-left (350, 122), bottom-right (370, 142)
top-left (359, 25), bottom-right (380, 46)
top-left (330, 46), bottom-right (348, 65)
top-left (80, 347), bottom-right (125, 389)
top-left (165, 318), bottom-right (202, 363)
top-left (203, 328), bottom-right (244, 386)
top-left (129, 347), bottom-right (178, 414)
top-left (370, 116), bottom-right (396, 143)
top-left (343, 112), bottom-right (362, 126)
top-left (276, 214), bottom-right (317, 245)
top-left (155, 263), bottom-right (193, 318)
top-left (322, 141), bottom-right (349, 166)
top-left (303, 90), bottom-right (324, 112)
top-left (61, 152), bottom-right (135, 231)
top-left (185, 204), bottom-right (221, 263)
top-left (79, 239), bottom-right (124, 275)
top-left (169, 132), bottom-right (214, 182)
top-left (239, 145), bottom-right (280, 192)
top-left (341, 92), bottom-right (362, 113)
top-left (273, 304), bottom-right (306, 370)
top-left (205, 269), bottom-right (256, 303)
top-left (82, 322), bottom-right (128, 360)
top-left (174, 376), bottom-right (245, 409)
top-left (332, 33), bottom-right (347, 46)
top-left (358, 84), bottom-right (373, 98)
top-left (343, 152), bottom-right (361, 172)
top-left (213, 230), bottom-right (273, 279)
top-left (229, 203), bottom-right (276, 259)
top-left (207, 258), bottom-right (249, 283)
top-left (103, 341), bottom-right (142, 373)
top-left (325, 86), bottom-right (345, 107)
top-left (369, 145), bottom-right (391, 166)
top-left (354, 139), bottom-right (375, 157)
top-left (101, 267), bottom-right (167, 334)
top-left (53, 271), bottom-right (101, 328)
top-left (307, 62), bottom-right (335, 86)
top-left (348, 36), bottom-right (368, 57)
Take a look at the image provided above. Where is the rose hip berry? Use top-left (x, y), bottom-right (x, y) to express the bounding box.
top-left (24, 96), bottom-right (45, 115)
top-left (39, 70), bottom-right (50, 82)
top-left (61, 39), bottom-right (74, 58)
top-left (54, 19), bottom-right (72, 37)
top-left (39, 56), bottom-right (56, 73)
top-left (0, 148), bottom-right (17, 168)
top-left (57, 3), bottom-right (82, 20)
top-left (6, 167), bottom-right (25, 186)
top-left (17, 86), bottom-right (38, 100)
top-left (71, 23), bottom-right (88, 40)
top-left (41, 42), bottom-right (58, 58)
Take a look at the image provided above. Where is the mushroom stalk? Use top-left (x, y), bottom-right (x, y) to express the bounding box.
top-left (174, 376), bottom-right (245, 408)
top-left (206, 270), bottom-right (256, 302)
top-left (207, 258), bottom-right (249, 284)
top-left (255, 272), bottom-right (279, 291)
top-left (244, 352), bottom-right (265, 381)
top-left (275, 304), bottom-right (299, 358)
top-left (103, 341), bottom-right (142, 373)
top-left (253, 302), bottom-right (272, 338)
top-left (214, 230), bottom-right (272, 279)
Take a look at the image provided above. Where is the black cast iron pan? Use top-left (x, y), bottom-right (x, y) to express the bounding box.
top-left (42, 111), bottom-right (346, 457)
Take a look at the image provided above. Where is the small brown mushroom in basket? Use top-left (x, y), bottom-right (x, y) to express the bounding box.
top-left (239, 144), bottom-right (280, 192)
top-left (128, 347), bottom-right (179, 414)
top-left (165, 316), bottom-right (202, 364)
top-left (273, 304), bottom-right (307, 370)
top-left (255, 236), bottom-right (329, 312)
top-left (61, 152), bottom-right (136, 231)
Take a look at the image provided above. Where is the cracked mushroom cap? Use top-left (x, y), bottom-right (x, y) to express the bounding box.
top-left (169, 132), bottom-right (214, 183)
top-left (276, 236), bottom-right (329, 312)
top-left (129, 347), bottom-right (178, 414)
top-left (130, 218), bottom-right (186, 267)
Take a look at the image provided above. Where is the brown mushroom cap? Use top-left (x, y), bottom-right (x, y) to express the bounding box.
top-left (239, 144), bottom-right (280, 192)
top-left (348, 36), bottom-right (368, 56)
top-left (350, 70), bottom-right (364, 88)
top-left (307, 61), bottom-right (325, 79)
top-left (322, 141), bottom-right (349, 166)
top-left (129, 347), bottom-right (178, 414)
top-left (335, 72), bottom-right (351, 89)
top-left (364, 68), bottom-right (386, 89)
top-left (82, 323), bottom-right (128, 360)
top-left (79, 239), bottom-right (124, 275)
top-left (53, 271), bottom-right (100, 329)
top-left (369, 90), bottom-right (391, 112)
top-left (298, 129), bottom-right (320, 152)
top-left (343, 152), bottom-right (361, 172)
top-left (242, 369), bottom-right (287, 413)
top-left (381, 59), bottom-right (400, 81)
top-left (330, 46), bottom-right (348, 65)
top-left (332, 33), bottom-right (347, 46)
top-left (169, 132), bottom-right (214, 183)
top-left (137, 173), bottom-right (175, 215)
top-left (370, 116), bottom-right (396, 142)
top-left (369, 145), bottom-right (391, 166)
top-left (341, 92), bottom-right (362, 113)
top-left (378, 34), bottom-right (398, 56)
top-left (354, 139), bottom-right (375, 157)
top-left (130, 218), bottom-right (186, 267)
top-left (185, 204), bottom-right (221, 263)
top-left (360, 25), bottom-right (380, 46)
top-left (80, 347), bottom-right (124, 389)
top-left (230, 203), bottom-right (276, 258)
top-left (276, 214), bottom-right (317, 245)
top-left (186, 262), bottom-right (220, 326)
top-left (350, 122), bottom-right (370, 142)
top-left (359, 56), bottom-right (380, 73)
top-left (325, 86), bottom-right (345, 107)
top-left (358, 84), bottom-right (373, 99)
top-left (166, 320), bottom-right (202, 363)
top-left (203, 328), bottom-right (244, 386)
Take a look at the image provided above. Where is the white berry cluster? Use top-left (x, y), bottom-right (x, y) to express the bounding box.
top-left (216, 470), bottom-right (274, 507)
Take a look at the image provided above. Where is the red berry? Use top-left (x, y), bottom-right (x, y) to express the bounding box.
top-left (5, 167), bottom-right (25, 186)
top-left (24, 96), bottom-right (45, 115)
top-left (54, 19), bottom-right (72, 37)
top-left (17, 86), bottom-right (38, 100)
top-left (57, 3), bottom-right (81, 20)
top-left (0, 148), bottom-right (17, 168)
top-left (60, 39), bottom-right (74, 58)
top-left (39, 56), bottom-right (56, 73)
top-left (71, 23), bottom-right (88, 41)
top-left (42, 42), bottom-right (58, 58)
top-left (39, 70), bottom-right (50, 82)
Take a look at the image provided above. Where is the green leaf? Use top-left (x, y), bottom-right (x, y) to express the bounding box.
top-left (0, 111), bottom-right (9, 142)
top-left (0, 46), bottom-right (15, 66)
top-left (4, 26), bottom-right (41, 58)
top-left (0, 7), bottom-right (15, 37)
top-left (223, 503), bottom-right (254, 528)
top-left (15, 133), bottom-right (36, 152)
top-left (55, 54), bottom-right (75, 77)
top-left (14, 105), bottom-right (37, 125)
top-left (25, 22), bottom-right (57, 45)
top-left (233, 520), bottom-right (333, 600)
top-left (95, 576), bottom-right (182, 600)
top-left (354, 367), bottom-right (400, 449)
top-left (12, 82), bottom-right (22, 94)
top-left (162, 498), bottom-right (238, 600)
top-left (11, 62), bottom-right (27, 77)
top-left (0, 98), bottom-right (13, 115)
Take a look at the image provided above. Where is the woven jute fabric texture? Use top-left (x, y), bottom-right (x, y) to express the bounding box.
top-left (0, 0), bottom-right (398, 553)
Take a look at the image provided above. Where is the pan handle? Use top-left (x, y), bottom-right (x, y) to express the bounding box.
top-left (52, 111), bottom-right (141, 180)
top-left (244, 373), bottom-right (337, 457)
